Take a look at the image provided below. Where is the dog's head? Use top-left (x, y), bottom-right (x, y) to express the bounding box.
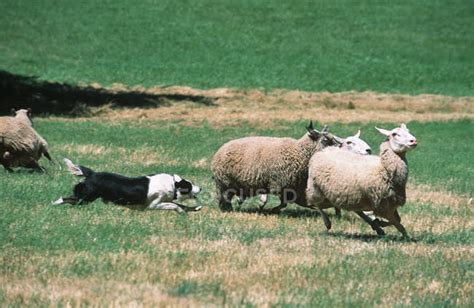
top-left (173, 174), bottom-right (201, 201)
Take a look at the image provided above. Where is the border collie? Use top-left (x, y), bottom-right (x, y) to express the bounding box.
top-left (52, 159), bottom-right (202, 213)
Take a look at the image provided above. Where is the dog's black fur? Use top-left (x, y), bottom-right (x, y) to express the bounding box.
top-left (71, 165), bottom-right (150, 205)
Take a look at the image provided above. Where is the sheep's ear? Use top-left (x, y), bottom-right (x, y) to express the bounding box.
top-left (354, 130), bottom-right (361, 138)
top-left (10, 108), bottom-right (16, 116)
top-left (306, 120), bottom-right (314, 132)
top-left (27, 108), bottom-right (32, 117)
top-left (400, 123), bottom-right (407, 130)
top-left (375, 127), bottom-right (391, 136)
top-left (332, 134), bottom-right (344, 145)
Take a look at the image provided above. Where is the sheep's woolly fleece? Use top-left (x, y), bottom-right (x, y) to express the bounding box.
top-left (211, 132), bottom-right (331, 207)
top-left (307, 141), bottom-right (408, 214)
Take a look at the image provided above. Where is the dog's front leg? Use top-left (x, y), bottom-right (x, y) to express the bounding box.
top-left (147, 200), bottom-right (186, 214)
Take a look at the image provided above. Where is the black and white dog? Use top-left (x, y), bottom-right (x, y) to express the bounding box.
top-left (53, 159), bottom-right (202, 213)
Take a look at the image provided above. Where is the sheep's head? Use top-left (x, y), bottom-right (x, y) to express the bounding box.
top-left (306, 121), bottom-right (340, 148)
top-left (306, 121), bottom-right (327, 141)
top-left (376, 123), bottom-right (417, 153)
top-left (12, 108), bottom-right (33, 126)
top-left (334, 130), bottom-right (372, 155)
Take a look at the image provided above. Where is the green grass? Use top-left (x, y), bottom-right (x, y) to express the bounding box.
top-left (0, 118), bottom-right (472, 305)
top-left (1, 0), bottom-right (473, 96)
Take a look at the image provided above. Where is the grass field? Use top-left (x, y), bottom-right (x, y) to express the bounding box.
top-left (0, 99), bottom-right (472, 305)
top-left (1, 0), bottom-right (474, 96)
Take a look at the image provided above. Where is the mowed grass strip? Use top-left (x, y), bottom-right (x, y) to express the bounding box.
top-left (1, 0), bottom-right (473, 95)
top-left (0, 118), bottom-right (472, 305)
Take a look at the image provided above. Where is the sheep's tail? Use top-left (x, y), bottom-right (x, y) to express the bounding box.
top-left (64, 158), bottom-right (94, 178)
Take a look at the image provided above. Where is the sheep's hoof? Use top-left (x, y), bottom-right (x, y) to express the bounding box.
top-left (322, 217), bottom-right (332, 230)
top-left (270, 207), bottom-right (282, 214)
top-left (218, 203), bottom-right (233, 212)
top-left (374, 227), bottom-right (386, 236)
top-left (324, 222), bottom-right (332, 230)
top-left (2, 165), bottom-right (14, 173)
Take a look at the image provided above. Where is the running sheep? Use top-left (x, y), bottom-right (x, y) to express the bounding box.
top-left (306, 123), bottom-right (417, 236)
top-left (238, 129), bottom-right (373, 216)
top-left (0, 109), bottom-right (52, 172)
top-left (211, 122), bottom-right (341, 212)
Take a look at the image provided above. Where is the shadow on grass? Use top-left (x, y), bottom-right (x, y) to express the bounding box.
top-left (237, 206), bottom-right (323, 218)
top-left (237, 204), bottom-right (353, 219)
top-left (0, 70), bottom-right (215, 115)
top-left (325, 230), bottom-right (472, 245)
top-left (324, 231), bottom-right (411, 243)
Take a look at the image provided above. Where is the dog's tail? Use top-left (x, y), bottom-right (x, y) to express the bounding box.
top-left (64, 158), bottom-right (94, 178)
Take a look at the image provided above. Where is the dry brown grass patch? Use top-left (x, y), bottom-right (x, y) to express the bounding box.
top-left (61, 143), bottom-right (178, 167)
top-left (407, 183), bottom-right (472, 209)
top-left (65, 85), bottom-right (474, 127)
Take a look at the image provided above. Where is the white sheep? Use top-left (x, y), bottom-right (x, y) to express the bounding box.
top-left (0, 109), bottom-right (52, 172)
top-left (211, 122), bottom-right (340, 212)
top-left (306, 124), bottom-right (417, 236)
top-left (237, 129), bottom-right (373, 217)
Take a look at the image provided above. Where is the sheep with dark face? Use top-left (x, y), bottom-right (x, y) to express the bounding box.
top-left (306, 124), bottom-right (417, 236)
top-left (211, 122), bottom-right (340, 212)
top-left (0, 109), bottom-right (52, 172)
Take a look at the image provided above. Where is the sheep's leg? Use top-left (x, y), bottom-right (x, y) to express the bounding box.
top-left (392, 210), bottom-right (408, 237)
top-left (373, 219), bottom-right (393, 227)
top-left (355, 211), bottom-right (385, 236)
top-left (237, 196), bottom-right (245, 205)
top-left (380, 210), bottom-right (408, 237)
top-left (258, 194), bottom-right (268, 210)
top-left (25, 160), bottom-right (45, 172)
top-left (270, 191), bottom-right (291, 214)
top-left (334, 207), bottom-right (342, 217)
top-left (218, 189), bottom-right (234, 212)
top-left (1, 163), bottom-right (13, 173)
top-left (1, 152), bottom-right (14, 172)
top-left (319, 207), bottom-right (332, 230)
top-left (270, 201), bottom-right (287, 214)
